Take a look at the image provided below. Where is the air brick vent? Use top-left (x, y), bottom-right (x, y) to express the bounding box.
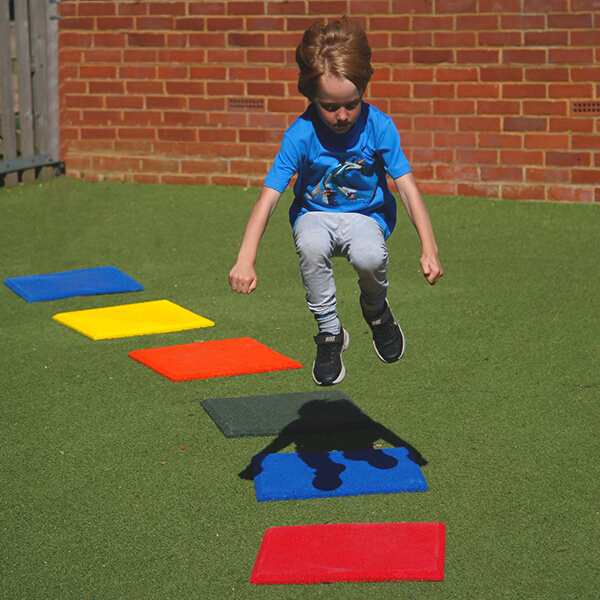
top-left (227, 98), bottom-right (265, 112)
top-left (571, 101), bottom-right (600, 115)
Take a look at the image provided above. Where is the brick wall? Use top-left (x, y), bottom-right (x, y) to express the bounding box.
top-left (59, 0), bottom-right (600, 202)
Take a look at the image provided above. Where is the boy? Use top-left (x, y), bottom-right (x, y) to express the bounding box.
top-left (229, 17), bottom-right (443, 386)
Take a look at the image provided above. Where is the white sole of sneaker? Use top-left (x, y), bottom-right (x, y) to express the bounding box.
top-left (312, 328), bottom-right (350, 386)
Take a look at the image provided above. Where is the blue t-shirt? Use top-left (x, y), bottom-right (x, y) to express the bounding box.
top-left (263, 102), bottom-right (411, 239)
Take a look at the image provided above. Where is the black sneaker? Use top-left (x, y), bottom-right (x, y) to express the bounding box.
top-left (362, 300), bottom-right (405, 363)
top-left (312, 329), bottom-right (349, 386)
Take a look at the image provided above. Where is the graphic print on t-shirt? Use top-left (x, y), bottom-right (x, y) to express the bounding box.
top-left (304, 158), bottom-right (378, 207)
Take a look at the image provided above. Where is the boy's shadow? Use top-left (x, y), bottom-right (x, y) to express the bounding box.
top-left (239, 399), bottom-right (426, 492)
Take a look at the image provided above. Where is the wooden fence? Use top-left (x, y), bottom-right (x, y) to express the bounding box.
top-left (0, 0), bottom-right (61, 186)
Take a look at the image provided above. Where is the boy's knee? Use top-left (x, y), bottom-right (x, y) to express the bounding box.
top-left (349, 242), bottom-right (388, 273)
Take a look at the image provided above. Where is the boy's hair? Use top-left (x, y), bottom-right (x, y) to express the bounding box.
top-left (296, 17), bottom-right (374, 100)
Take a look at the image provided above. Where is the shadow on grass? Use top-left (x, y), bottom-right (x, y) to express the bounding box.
top-left (239, 399), bottom-right (426, 491)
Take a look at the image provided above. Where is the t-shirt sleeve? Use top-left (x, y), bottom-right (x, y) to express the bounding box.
top-left (263, 130), bottom-right (301, 193)
top-left (376, 115), bottom-right (412, 180)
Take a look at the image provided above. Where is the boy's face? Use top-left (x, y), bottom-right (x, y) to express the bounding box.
top-left (313, 76), bottom-right (363, 135)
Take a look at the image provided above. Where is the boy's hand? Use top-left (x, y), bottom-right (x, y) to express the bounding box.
top-left (420, 255), bottom-right (443, 285)
top-left (229, 262), bottom-right (258, 294)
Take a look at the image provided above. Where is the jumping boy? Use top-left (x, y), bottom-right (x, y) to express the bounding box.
top-left (229, 17), bottom-right (443, 386)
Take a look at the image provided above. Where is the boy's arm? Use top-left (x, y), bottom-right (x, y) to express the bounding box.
top-left (393, 172), bottom-right (443, 285)
top-left (229, 185), bottom-right (282, 294)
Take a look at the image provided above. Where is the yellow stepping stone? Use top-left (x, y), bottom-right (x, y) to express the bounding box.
top-left (53, 299), bottom-right (214, 340)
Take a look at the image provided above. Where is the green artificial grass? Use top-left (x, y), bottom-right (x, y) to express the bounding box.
top-left (1, 177), bottom-right (598, 599)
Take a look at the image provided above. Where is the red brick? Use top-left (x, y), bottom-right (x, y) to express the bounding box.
top-left (240, 129), bottom-right (284, 143)
top-left (166, 33), bottom-right (187, 48)
top-left (166, 81), bottom-right (205, 95)
top-left (266, 1), bottom-right (305, 14)
top-left (436, 0), bottom-right (477, 13)
top-left (402, 131), bottom-right (433, 147)
top-left (207, 17), bottom-right (244, 30)
top-left (370, 16), bottom-right (411, 30)
top-left (389, 99), bottom-right (432, 114)
top-left (526, 167), bottom-right (570, 183)
top-left (524, 133), bottom-right (569, 149)
top-left (434, 132), bottom-right (477, 147)
top-left (525, 67), bottom-right (569, 82)
top-left (571, 0), bottom-right (600, 9)
top-left (456, 14), bottom-right (499, 30)
top-left (547, 185), bottom-right (594, 202)
top-left (435, 32), bottom-right (476, 47)
top-left (503, 49), bottom-right (547, 64)
top-left (308, 1), bottom-right (347, 15)
top-left (479, 0), bottom-right (520, 10)
top-left (549, 48), bottom-right (594, 64)
top-left (549, 83), bottom-right (593, 99)
top-left (127, 33), bottom-right (165, 47)
top-left (501, 185), bottom-right (546, 201)
top-left (481, 67), bottom-right (523, 82)
top-left (188, 2), bottom-right (226, 16)
top-left (504, 116), bottom-right (547, 132)
top-left (349, 0), bottom-right (390, 14)
top-left (414, 115), bottom-right (456, 131)
top-left (456, 49), bottom-right (500, 64)
top-left (478, 31), bottom-right (521, 47)
top-left (413, 83), bottom-right (455, 98)
top-left (503, 84), bottom-right (546, 99)
top-left (158, 65), bottom-right (189, 78)
top-left (458, 83), bottom-right (500, 98)
top-left (573, 30), bottom-right (600, 46)
top-left (126, 81), bottom-right (164, 94)
top-left (457, 182), bottom-right (500, 198)
top-left (456, 149), bottom-right (498, 164)
top-left (117, 2), bottom-right (148, 16)
top-left (571, 66), bottom-right (600, 82)
top-left (164, 112), bottom-right (208, 126)
top-left (436, 165), bottom-right (479, 181)
top-left (65, 95), bottom-right (104, 109)
top-left (79, 2), bottom-right (117, 17)
top-left (181, 159), bottom-right (228, 174)
top-left (481, 166), bottom-right (523, 181)
top-left (93, 33), bottom-right (127, 47)
top-left (501, 150), bottom-right (544, 165)
top-left (548, 13), bottom-right (593, 28)
top-left (246, 49), bottom-right (286, 63)
top-left (97, 16), bottom-right (134, 29)
top-left (206, 81), bottom-right (244, 95)
top-left (419, 181), bottom-right (457, 195)
top-left (80, 65), bottom-right (117, 79)
top-left (248, 17), bottom-right (285, 31)
top-left (81, 127), bottom-right (117, 140)
top-left (136, 16), bottom-right (174, 30)
top-left (60, 32), bottom-right (94, 47)
top-left (158, 128), bottom-right (197, 142)
top-left (571, 169), bottom-right (600, 184)
top-left (479, 133), bottom-right (522, 148)
top-left (207, 49), bottom-right (245, 63)
top-left (433, 99), bottom-right (475, 114)
top-left (549, 117), bottom-right (594, 133)
top-left (227, 1), bottom-right (265, 15)
top-left (107, 96), bottom-right (144, 109)
top-left (117, 128), bottom-right (156, 140)
top-left (248, 113), bottom-right (288, 128)
top-left (123, 49), bottom-right (158, 62)
top-left (436, 67), bottom-right (478, 82)
top-left (477, 100), bottom-right (520, 115)
top-left (162, 174), bottom-right (210, 185)
top-left (524, 30), bottom-right (569, 46)
top-left (188, 33), bottom-right (227, 47)
top-left (412, 15), bottom-right (454, 30)
top-left (413, 49), bottom-right (454, 64)
top-left (523, 0), bottom-right (568, 12)
top-left (412, 148), bottom-right (455, 163)
top-left (546, 151), bottom-right (591, 167)
top-left (148, 2), bottom-right (186, 16)
top-left (523, 100), bottom-right (568, 116)
top-left (391, 32), bottom-right (433, 47)
top-left (79, 110), bottom-right (120, 125)
top-left (459, 116), bottom-right (502, 131)
top-left (501, 14), bottom-right (544, 30)
top-left (119, 66), bottom-right (157, 79)
top-left (176, 17), bottom-right (208, 31)
top-left (572, 135), bottom-right (600, 150)
top-left (147, 96), bottom-right (187, 110)
top-left (159, 49), bottom-right (207, 63)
